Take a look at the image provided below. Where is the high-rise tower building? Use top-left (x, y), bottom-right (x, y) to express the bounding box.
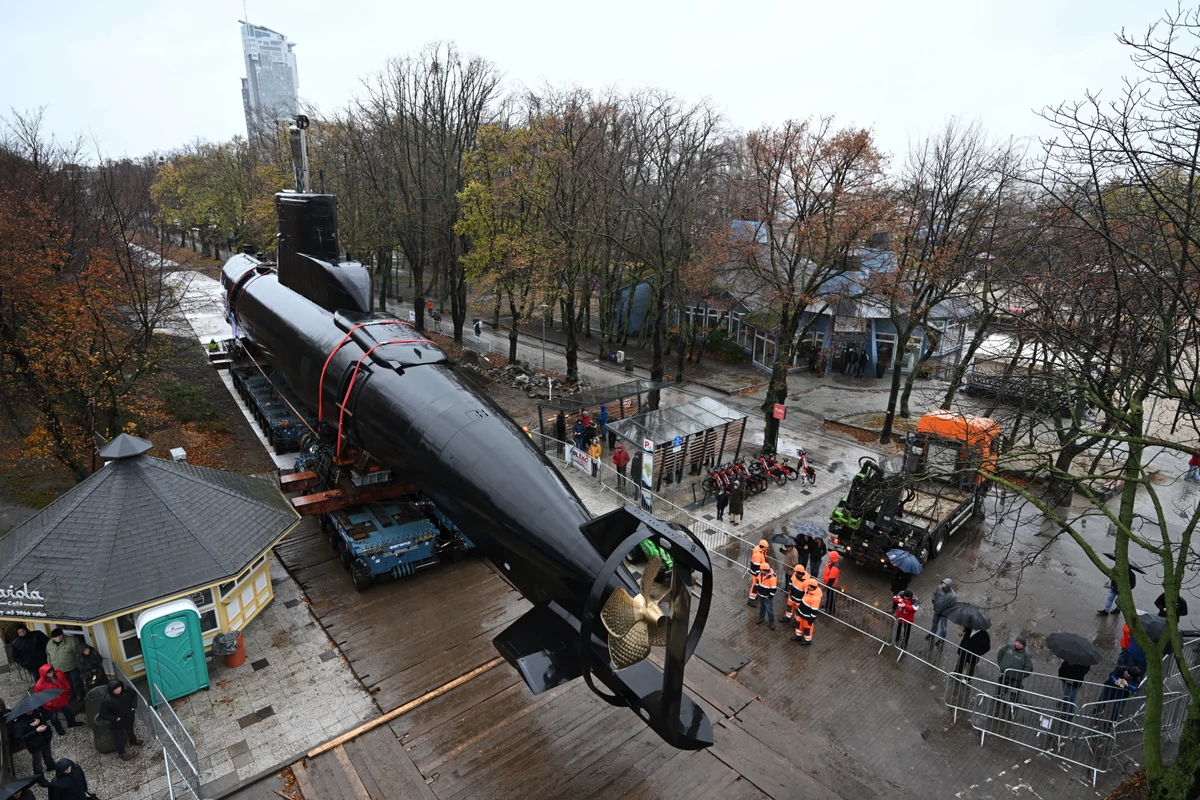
top-left (239, 21), bottom-right (299, 140)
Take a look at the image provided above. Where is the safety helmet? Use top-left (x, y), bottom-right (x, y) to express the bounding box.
top-left (828, 552), bottom-right (840, 563)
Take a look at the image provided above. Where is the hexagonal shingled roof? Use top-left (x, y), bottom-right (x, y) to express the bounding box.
top-left (0, 435), bottom-right (299, 623)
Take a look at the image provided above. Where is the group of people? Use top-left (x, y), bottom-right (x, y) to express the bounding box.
top-left (746, 536), bottom-right (842, 643)
top-left (713, 483), bottom-right (745, 525)
top-left (745, 529), bottom-right (1165, 725)
top-left (7, 625), bottom-right (145, 797)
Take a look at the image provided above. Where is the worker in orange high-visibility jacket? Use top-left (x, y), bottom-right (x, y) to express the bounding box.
top-left (748, 539), bottom-right (769, 606)
top-left (755, 563), bottom-right (778, 630)
top-left (786, 564), bottom-right (808, 620)
top-left (794, 577), bottom-right (823, 646)
top-left (821, 552), bottom-right (841, 614)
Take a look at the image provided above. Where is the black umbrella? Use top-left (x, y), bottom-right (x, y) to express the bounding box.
top-left (1045, 633), bottom-right (1103, 666)
top-left (5, 689), bottom-right (66, 722)
top-left (1102, 553), bottom-right (1147, 574)
top-left (942, 602), bottom-right (991, 631)
top-left (1137, 613), bottom-right (1167, 643)
top-left (0, 775), bottom-right (40, 800)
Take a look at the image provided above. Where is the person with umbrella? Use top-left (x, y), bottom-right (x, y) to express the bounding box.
top-left (1046, 633), bottom-right (1102, 717)
top-left (9, 701), bottom-right (57, 781)
top-left (886, 549), bottom-right (921, 597)
top-left (955, 627), bottom-right (992, 677)
top-left (1098, 561), bottom-right (1141, 616)
top-left (47, 758), bottom-right (92, 800)
top-left (926, 578), bottom-right (957, 642)
top-left (32, 666), bottom-right (80, 734)
top-left (1, 776), bottom-right (43, 800)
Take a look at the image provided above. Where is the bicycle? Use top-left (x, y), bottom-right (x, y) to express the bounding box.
top-left (797, 448), bottom-right (817, 485)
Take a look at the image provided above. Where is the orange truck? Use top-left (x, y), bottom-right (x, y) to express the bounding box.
top-left (829, 410), bottom-right (999, 568)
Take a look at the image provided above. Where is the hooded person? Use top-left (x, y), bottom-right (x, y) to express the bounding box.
top-left (926, 578), bottom-right (957, 641)
top-left (821, 552), bottom-right (841, 613)
top-left (97, 679), bottom-right (143, 761)
top-left (11, 704), bottom-right (56, 779)
top-left (955, 627), bottom-right (992, 676)
top-left (786, 564), bottom-right (809, 621)
top-left (76, 644), bottom-right (107, 690)
top-left (11, 625), bottom-right (49, 682)
top-left (33, 664), bottom-right (79, 733)
top-left (48, 758), bottom-right (90, 800)
top-left (747, 539), bottom-right (769, 606)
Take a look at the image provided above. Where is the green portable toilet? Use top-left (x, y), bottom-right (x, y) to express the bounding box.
top-left (136, 599), bottom-right (209, 703)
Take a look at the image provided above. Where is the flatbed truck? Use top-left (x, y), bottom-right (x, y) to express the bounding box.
top-left (829, 410), bottom-right (998, 567)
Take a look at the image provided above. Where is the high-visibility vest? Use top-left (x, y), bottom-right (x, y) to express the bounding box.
top-left (751, 545), bottom-right (767, 569)
top-left (822, 563), bottom-right (840, 588)
top-left (757, 570), bottom-right (777, 599)
top-left (801, 579), bottom-right (823, 618)
top-left (789, 571), bottom-right (808, 605)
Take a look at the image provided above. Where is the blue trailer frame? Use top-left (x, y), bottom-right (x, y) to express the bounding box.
top-left (324, 499), bottom-right (476, 591)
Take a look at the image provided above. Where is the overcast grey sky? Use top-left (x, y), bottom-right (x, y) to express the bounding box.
top-left (0, 1), bottom-right (1170, 162)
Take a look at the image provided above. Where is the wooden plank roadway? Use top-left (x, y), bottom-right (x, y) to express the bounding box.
top-left (231, 517), bottom-right (904, 800)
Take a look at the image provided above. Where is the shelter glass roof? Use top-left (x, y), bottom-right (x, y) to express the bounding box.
top-left (537, 379), bottom-right (670, 411)
top-left (607, 397), bottom-right (747, 446)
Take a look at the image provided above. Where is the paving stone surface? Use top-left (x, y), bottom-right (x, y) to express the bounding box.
top-left (0, 559), bottom-right (376, 800)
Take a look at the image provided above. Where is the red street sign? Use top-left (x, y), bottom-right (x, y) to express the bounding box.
top-left (773, 403), bottom-right (786, 420)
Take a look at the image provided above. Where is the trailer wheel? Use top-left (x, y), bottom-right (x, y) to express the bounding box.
top-left (340, 549), bottom-right (352, 570)
top-left (351, 564), bottom-right (373, 592)
top-left (915, 538), bottom-right (931, 565)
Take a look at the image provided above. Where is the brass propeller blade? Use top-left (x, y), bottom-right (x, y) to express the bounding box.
top-left (609, 621), bottom-right (651, 669)
top-left (641, 556), bottom-right (661, 597)
top-left (601, 587), bottom-right (643, 638)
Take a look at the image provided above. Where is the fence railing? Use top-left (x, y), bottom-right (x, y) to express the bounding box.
top-left (529, 427), bottom-right (1195, 782)
top-left (109, 659), bottom-right (204, 796)
top-left (947, 675), bottom-right (1115, 785)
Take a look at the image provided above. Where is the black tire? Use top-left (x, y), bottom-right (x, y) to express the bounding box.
top-left (340, 549), bottom-right (352, 570)
top-left (775, 473), bottom-right (789, 487)
top-left (930, 531), bottom-right (946, 559)
top-left (786, 466), bottom-right (799, 482)
top-left (351, 564), bottom-right (373, 592)
top-left (806, 470), bottom-right (816, 486)
top-left (915, 538), bottom-right (931, 565)
top-left (702, 478), bottom-right (717, 494)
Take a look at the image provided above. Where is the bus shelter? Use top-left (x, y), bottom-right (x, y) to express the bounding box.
top-left (536, 379), bottom-right (670, 443)
top-left (606, 396), bottom-right (747, 491)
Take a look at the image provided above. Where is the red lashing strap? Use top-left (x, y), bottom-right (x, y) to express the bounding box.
top-left (335, 337), bottom-right (436, 457)
top-left (317, 320), bottom-right (415, 423)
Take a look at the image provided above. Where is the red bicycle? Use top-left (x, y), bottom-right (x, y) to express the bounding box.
top-left (797, 448), bottom-right (817, 485)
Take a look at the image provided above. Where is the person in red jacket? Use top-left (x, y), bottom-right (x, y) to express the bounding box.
top-left (34, 664), bottom-right (80, 734)
top-left (1186, 450), bottom-right (1200, 482)
top-left (612, 443), bottom-right (631, 489)
top-left (893, 589), bottom-right (918, 649)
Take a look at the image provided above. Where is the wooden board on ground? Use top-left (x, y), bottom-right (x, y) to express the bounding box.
top-left (251, 508), bottom-right (905, 800)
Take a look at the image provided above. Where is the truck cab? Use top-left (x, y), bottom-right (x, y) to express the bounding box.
top-left (829, 410), bottom-right (998, 568)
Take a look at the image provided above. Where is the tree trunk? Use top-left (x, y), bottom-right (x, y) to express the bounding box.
top-left (941, 318), bottom-right (991, 409)
top-left (564, 292), bottom-right (579, 382)
top-left (492, 293), bottom-right (501, 329)
top-left (507, 295), bottom-right (521, 365)
top-left (880, 345), bottom-right (908, 444)
top-left (648, 280), bottom-right (668, 409)
top-left (1152, 706), bottom-right (1200, 800)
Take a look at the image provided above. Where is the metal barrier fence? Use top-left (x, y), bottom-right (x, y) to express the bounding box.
top-left (529, 427), bottom-right (1196, 781)
top-left (109, 659), bottom-right (204, 797)
top-left (945, 674), bottom-right (1115, 785)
